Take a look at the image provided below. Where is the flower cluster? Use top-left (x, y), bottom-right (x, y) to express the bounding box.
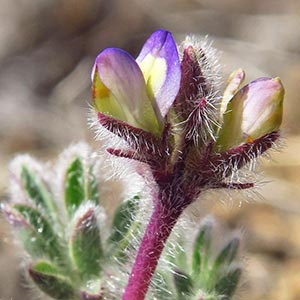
top-left (91, 29), bottom-right (284, 300)
top-left (92, 29), bottom-right (283, 200)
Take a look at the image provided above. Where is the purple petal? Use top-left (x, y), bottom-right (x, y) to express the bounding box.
top-left (241, 77), bottom-right (283, 136)
top-left (136, 29), bottom-right (181, 118)
top-left (95, 48), bottom-right (160, 134)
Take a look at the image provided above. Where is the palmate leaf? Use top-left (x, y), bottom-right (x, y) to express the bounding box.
top-left (6, 204), bottom-right (65, 263)
top-left (156, 218), bottom-right (242, 300)
top-left (64, 157), bottom-right (99, 218)
top-left (215, 267), bottom-right (241, 297)
top-left (109, 195), bottom-right (139, 244)
top-left (29, 260), bottom-right (75, 300)
top-left (192, 219), bottom-right (213, 277)
top-left (64, 157), bottom-right (86, 217)
top-left (108, 195), bottom-right (140, 261)
top-left (173, 270), bottom-right (194, 297)
top-left (213, 237), bottom-right (239, 269)
top-left (69, 205), bottom-right (103, 280)
top-left (21, 166), bottom-right (58, 220)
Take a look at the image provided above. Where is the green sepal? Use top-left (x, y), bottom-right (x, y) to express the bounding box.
top-left (215, 267), bottom-right (242, 297)
top-left (64, 157), bottom-right (99, 218)
top-left (20, 165), bottom-right (57, 219)
top-left (29, 261), bottom-right (75, 300)
top-left (173, 269), bottom-right (194, 296)
top-left (69, 205), bottom-right (103, 279)
top-left (10, 204), bottom-right (64, 262)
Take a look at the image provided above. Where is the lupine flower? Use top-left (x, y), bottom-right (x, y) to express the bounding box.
top-left (92, 29), bottom-right (181, 136)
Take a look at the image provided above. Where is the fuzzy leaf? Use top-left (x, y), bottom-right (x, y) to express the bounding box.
top-left (65, 157), bottom-right (100, 218)
top-left (29, 262), bottom-right (75, 300)
top-left (65, 157), bottom-right (86, 217)
top-left (215, 267), bottom-right (241, 297)
top-left (165, 239), bottom-right (188, 272)
top-left (21, 166), bottom-right (57, 219)
top-left (11, 204), bottom-right (64, 262)
top-left (109, 195), bottom-right (139, 244)
top-left (214, 237), bottom-right (239, 269)
top-left (192, 220), bottom-right (213, 276)
top-left (69, 207), bottom-right (103, 279)
top-left (32, 260), bottom-right (59, 274)
top-left (87, 166), bottom-right (99, 205)
top-left (173, 270), bottom-right (193, 296)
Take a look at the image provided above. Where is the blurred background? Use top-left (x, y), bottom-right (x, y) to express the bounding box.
top-left (0, 0), bottom-right (300, 299)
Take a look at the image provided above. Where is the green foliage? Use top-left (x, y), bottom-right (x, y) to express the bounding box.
top-left (69, 206), bottom-right (103, 279)
top-left (20, 166), bottom-right (58, 221)
top-left (155, 218), bottom-right (242, 300)
top-left (3, 147), bottom-right (140, 300)
top-left (29, 261), bottom-right (76, 300)
top-left (64, 157), bottom-right (99, 218)
top-left (108, 195), bottom-right (140, 261)
top-left (3, 146), bottom-right (242, 300)
top-left (11, 204), bottom-right (64, 263)
top-left (64, 157), bottom-right (86, 217)
top-left (109, 195), bottom-right (139, 244)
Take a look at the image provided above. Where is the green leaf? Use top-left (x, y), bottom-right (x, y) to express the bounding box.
top-left (108, 196), bottom-right (140, 261)
top-left (192, 219), bottom-right (213, 276)
top-left (173, 269), bottom-right (194, 297)
top-left (151, 271), bottom-right (174, 300)
top-left (29, 262), bottom-right (75, 300)
top-left (87, 166), bottom-right (99, 205)
top-left (11, 204), bottom-right (64, 262)
top-left (32, 260), bottom-right (59, 274)
top-left (165, 239), bottom-right (188, 272)
top-left (64, 157), bottom-right (86, 217)
top-left (214, 237), bottom-right (240, 269)
top-left (21, 166), bottom-right (57, 219)
top-left (64, 157), bottom-right (100, 218)
top-left (69, 206), bottom-right (103, 279)
top-left (215, 267), bottom-right (241, 297)
top-left (109, 195), bottom-right (139, 244)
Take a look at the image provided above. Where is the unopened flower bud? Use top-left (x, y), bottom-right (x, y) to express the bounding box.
top-left (217, 77), bottom-right (284, 151)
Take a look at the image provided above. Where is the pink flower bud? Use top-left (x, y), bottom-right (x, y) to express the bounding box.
top-left (217, 77), bottom-right (284, 151)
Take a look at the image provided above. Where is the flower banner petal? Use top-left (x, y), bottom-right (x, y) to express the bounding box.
top-left (136, 29), bottom-right (181, 119)
top-left (93, 48), bottom-right (160, 134)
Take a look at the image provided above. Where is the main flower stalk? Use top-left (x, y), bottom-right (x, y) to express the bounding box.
top-left (123, 194), bottom-right (189, 300)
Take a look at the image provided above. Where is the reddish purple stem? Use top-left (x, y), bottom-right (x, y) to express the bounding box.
top-left (122, 200), bottom-right (185, 300)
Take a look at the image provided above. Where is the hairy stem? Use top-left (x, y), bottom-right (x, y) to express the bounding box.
top-left (122, 199), bottom-right (185, 300)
